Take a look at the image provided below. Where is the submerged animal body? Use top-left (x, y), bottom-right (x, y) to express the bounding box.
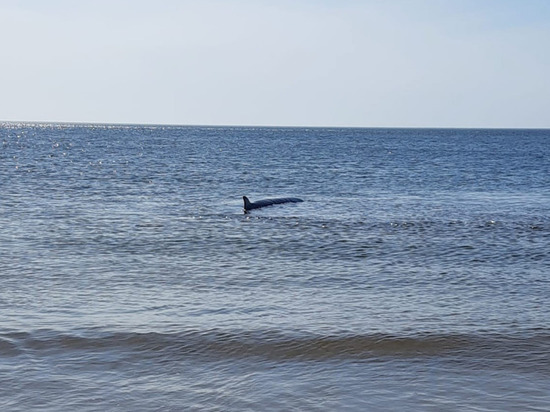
top-left (243, 196), bottom-right (303, 211)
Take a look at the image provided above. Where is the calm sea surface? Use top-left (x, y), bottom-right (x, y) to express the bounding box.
top-left (1, 123), bottom-right (549, 411)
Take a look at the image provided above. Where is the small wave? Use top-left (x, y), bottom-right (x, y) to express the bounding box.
top-left (0, 337), bottom-right (22, 356)
top-left (3, 329), bottom-right (549, 366)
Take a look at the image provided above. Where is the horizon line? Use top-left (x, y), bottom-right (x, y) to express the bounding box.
top-left (1, 119), bottom-right (549, 131)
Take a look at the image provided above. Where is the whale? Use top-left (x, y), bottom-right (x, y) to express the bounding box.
top-left (243, 196), bottom-right (303, 212)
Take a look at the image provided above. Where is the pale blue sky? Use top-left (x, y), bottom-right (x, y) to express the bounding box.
top-left (1, 0), bottom-right (549, 127)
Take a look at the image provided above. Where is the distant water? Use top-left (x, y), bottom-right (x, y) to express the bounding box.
top-left (1, 123), bottom-right (549, 411)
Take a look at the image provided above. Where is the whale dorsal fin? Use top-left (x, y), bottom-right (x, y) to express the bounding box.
top-left (243, 196), bottom-right (252, 210)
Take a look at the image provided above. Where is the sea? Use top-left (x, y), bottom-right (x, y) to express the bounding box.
top-left (1, 123), bottom-right (549, 411)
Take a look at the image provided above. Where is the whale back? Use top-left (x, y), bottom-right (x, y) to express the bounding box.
top-left (243, 196), bottom-right (303, 211)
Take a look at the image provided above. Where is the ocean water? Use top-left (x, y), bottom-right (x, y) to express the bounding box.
top-left (1, 123), bottom-right (549, 411)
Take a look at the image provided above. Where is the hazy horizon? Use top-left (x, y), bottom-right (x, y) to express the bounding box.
top-left (2, 119), bottom-right (549, 130)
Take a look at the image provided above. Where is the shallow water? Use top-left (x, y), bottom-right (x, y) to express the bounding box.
top-left (1, 124), bottom-right (549, 410)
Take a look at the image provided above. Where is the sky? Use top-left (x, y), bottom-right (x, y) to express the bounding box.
top-left (0, 0), bottom-right (549, 128)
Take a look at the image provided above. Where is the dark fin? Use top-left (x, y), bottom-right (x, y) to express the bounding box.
top-left (243, 196), bottom-right (252, 211)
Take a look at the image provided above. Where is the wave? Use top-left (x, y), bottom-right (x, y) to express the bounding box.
top-left (2, 329), bottom-right (549, 366)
